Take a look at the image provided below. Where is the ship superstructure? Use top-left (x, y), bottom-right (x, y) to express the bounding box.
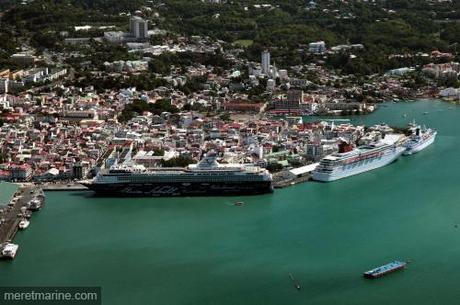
top-left (403, 123), bottom-right (437, 155)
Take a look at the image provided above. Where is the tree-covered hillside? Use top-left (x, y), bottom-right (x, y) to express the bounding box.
top-left (1, 0), bottom-right (460, 75)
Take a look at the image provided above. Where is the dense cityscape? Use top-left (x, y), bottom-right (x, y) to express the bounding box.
top-left (0, 0), bottom-right (458, 183)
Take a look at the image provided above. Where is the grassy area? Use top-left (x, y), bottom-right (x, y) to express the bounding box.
top-left (232, 39), bottom-right (254, 47)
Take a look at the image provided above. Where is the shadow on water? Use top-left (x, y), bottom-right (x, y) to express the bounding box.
top-left (66, 191), bottom-right (94, 198)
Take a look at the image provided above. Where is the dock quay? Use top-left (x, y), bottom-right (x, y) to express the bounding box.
top-left (272, 163), bottom-right (318, 188)
top-left (0, 185), bottom-right (45, 259)
top-left (42, 183), bottom-right (88, 191)
top-left (273, 175), bottom-right (312, 188)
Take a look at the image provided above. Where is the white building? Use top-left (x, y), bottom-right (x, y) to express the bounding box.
top-left (104, 60), bottom-right (149, 72)
top-left (330, 44), bottom-right (364, 52)
top-left (278, 69), bottom-right (288, 80)
top-left (45, 68), bottom-right (67, 81)
top-left (0, 95), bottom-right (10, 110)
top-left (386, 67), bottom-right (415, 77)
top-left (439, 87), bottom-right (460, 99)
top-left (130, 16), bottom-right (149, 40)
top-left (309, 41), bottom-right (326, 54)
top-left (249, 75), bottom-right (259, 86)
top-left (261, 50), bottom-right (270, 76)
top-left (248, 64), bottom-right (262, 77)
top-left (104, 31), bottom-right (126, 43)
top-left (266, 79), bottom-right (275, 91)
top-left (10, 53), bottom-right (36, 66)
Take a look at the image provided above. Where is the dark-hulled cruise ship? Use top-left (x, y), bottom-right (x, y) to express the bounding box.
top-left (81, 156), bottom-right (273, 197)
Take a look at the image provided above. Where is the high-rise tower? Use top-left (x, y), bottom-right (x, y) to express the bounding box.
top-left (129, 16), bottom-right (149, 40)
top-left (261, 50), bottom-right (270, 76)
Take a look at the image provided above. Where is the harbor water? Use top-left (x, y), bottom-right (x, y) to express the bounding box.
top-left (2, 100), bottom-right (460, 305)
top-left (0, 182), bottom-right (18, 204)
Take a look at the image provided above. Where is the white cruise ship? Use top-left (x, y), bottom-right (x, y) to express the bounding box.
top-left (81, 155), bottom-right (273, 197)
top-left (403, 123), bottom-right (437, 155)
top-left (312, 134), bottom-right (406, 182)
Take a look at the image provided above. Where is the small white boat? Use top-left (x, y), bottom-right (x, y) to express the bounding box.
top-left (19, 219), bottom-right (30, 230)
top-left (1, 243), bottom-right (19, 259)
top-left (28, 199), bottom-right (42, 211)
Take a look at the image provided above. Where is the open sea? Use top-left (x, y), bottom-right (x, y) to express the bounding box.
top-left (2, 100), bottom-right (460, 305)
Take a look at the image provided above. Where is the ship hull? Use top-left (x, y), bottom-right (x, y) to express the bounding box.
top-left (363, 261), bottom-right (406, 279)
top-left (82, 181), bottom-right (273, 197)
top-left (403, 132), bottom-right (436, 155)
top-left (312, 146), bottom-right (405, 182)
top-left (363, 264), bottom-right (405, 279)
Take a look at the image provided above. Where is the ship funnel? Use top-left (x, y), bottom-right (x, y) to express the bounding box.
top-left (338, 141), bottom-right (353, 153)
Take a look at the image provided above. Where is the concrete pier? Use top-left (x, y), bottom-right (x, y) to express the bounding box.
top-left (272, 175), bottom-right (312, 188)
top-left (0, 186), bottom-right (43, 244)
top-left (42, 183), bottom-right (88, 191)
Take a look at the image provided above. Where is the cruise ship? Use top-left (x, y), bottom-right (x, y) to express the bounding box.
top-left (403, 123), bottom-right (437, 155)
top-left (81, 155), bottom-right (273, 196)
top-left (312, 134), bottom-right (406, 182)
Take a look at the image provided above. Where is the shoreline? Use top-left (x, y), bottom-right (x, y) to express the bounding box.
top-left (1, 98), bottom-right (451, 195)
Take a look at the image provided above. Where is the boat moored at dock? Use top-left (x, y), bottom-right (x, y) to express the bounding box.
top-left (312, 134), bottom-right (406, 182)
top-left (81, 155), bottom-right (273, 197)
top-left (18, 219), bottom-right (30, 230)
top-left (1, 243), bottom-right (19, 259)
top-left (27, 199), bottom-right (42, 211)
top-left (363, 261), bottom-right (406, 279)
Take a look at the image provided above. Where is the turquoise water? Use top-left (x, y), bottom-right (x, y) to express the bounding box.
top-left (0, 182), bottom-right (18, 204)
top-left (2, 100), bottom-right (460, 305)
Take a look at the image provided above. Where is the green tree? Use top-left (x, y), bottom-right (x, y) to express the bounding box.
top-left (153, 148), bottom-right (165, 156)
top-left (118, 99), bottom-right (179, 122)
top-left (0, 152), bottom-right (6, 163)
top-left (220, 113), bottom-right (231, 121)
top-left (161, 155), bottom-right (195, 167)
top-left (266, 162), bottom-right (283, 173)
